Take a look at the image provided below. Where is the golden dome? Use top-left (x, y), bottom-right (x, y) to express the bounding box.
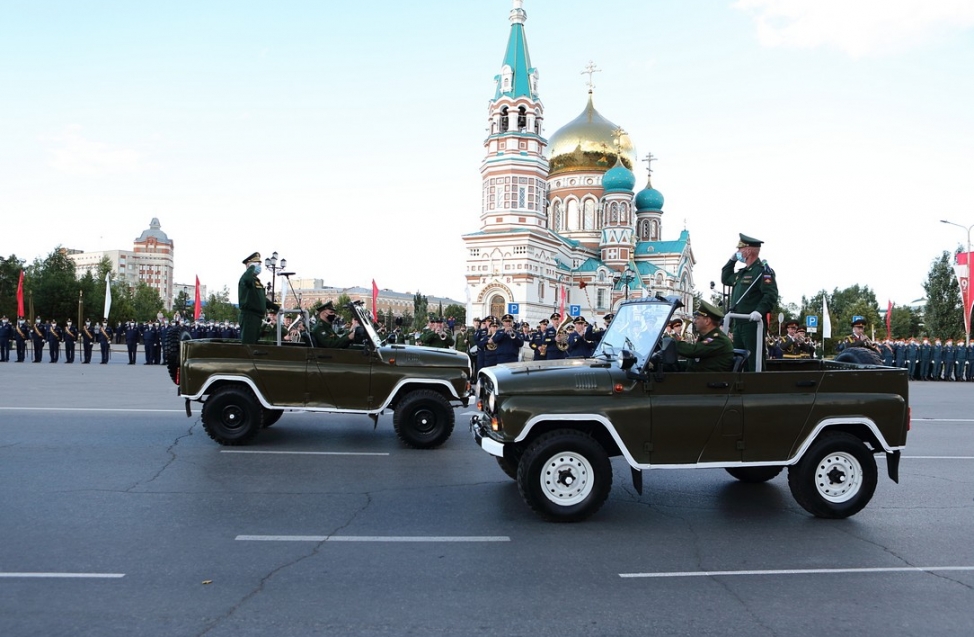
top-left (545, 93), bottom-right (636, 177)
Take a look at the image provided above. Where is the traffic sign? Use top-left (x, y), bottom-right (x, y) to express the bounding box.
top-left (806, 316), bottom-right (818, 327)
top-left (569, 305), bottom-right (581, 317)
top-left (507, 303), bottom-right (519, 315)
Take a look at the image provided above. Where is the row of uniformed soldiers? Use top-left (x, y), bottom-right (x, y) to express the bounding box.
top-left (457, 312), bottom-right (613, 374)
top-left (875, 337), bottom-right (974, 381)
top-left (0, 316), bottom-right (114, 364)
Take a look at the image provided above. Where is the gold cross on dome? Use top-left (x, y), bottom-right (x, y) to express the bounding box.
top-left (581, 61), bottom-right (601, 91)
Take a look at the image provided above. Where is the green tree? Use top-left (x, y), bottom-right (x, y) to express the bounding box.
top-left (412, 291), bottom-right (428, 327)
top-left (335, 293), bottom-right (353, 324)
top-left (443, 303), bottom-right (466, 326)
top-left (24, 248), bottom-right (80, 322)
top-left (204, 287), bottom-right (237, 322)
top-left (0, 254), bottom-right (27, 318)
top-left (923, 250), bottom-right (962, 339)
top-left (132, 282), bottom-right (165, 321)
top-left (888, 305), bottom-right (922, 339)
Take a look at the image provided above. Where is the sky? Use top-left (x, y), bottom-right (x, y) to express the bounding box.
top-left (2, 0), bottom-right (973, 310)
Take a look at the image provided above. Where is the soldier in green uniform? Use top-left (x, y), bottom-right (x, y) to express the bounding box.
top-left (419, 317), bottom-right (454, 348)
top-left (311, 301), bottom-right (355, 348)
top-left (238, 252), bottom-right (280, 345)
top-left (674, 300), bottom-right (735, 372)
top-left (720, 233), bottom-right (778, 372)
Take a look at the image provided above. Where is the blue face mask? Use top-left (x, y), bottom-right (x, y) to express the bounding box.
top-left (253, 264), bottom-right (262, 275)
top-left (735, 251), bottom-right (745, 263)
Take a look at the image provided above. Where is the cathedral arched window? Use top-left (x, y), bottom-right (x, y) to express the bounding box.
top-left (567, 199), bottom-right (580, 231)
top-left (583, 199), bottom-right (595, 230)
top-left (490, 295), bottom-right (505, 319)
top-left (501, 65), bottom-right (513, 94)
top-left (517, 106), bottom-right (527, 132)
top-left (651, 220), bottom-right (659, 240)
top-left (500, 106), bottom-right (509, 133)
top-left (609, 202), bottom-right (619, 224)
top-left (552, 201), bottom-right (562, 231)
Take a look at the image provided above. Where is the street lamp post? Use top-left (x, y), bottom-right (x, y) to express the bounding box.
top-left (263, 252), bottom-right (287, 303)
top-left (614, 265), bottom-right (636, 301)
top-left (940, 219), bottom-right (973, 346)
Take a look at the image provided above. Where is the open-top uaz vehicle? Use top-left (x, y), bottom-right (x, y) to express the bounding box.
top-left (170, 302), bottom-right (471, 448)
top-left (470, 298), bottom-right (910, 522)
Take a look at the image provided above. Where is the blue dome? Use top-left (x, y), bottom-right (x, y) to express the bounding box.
top-left (602, 162), bottom-right (636, 192)
top-left (635, 183), bottom-right (664, 211)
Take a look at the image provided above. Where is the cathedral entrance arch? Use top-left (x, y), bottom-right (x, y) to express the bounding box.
top-left (489, 295), bottom-right (505, 319)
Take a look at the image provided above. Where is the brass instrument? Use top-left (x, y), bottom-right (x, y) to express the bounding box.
top-left (486, 323), bottom-right (498, 350)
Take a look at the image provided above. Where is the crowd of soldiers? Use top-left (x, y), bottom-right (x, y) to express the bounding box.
top-left (870, 336), bottom-right (974, 381)
top-left (767, 319), bottom-right (818, 360)
top-left (1, 315), bottom-right (119, 364)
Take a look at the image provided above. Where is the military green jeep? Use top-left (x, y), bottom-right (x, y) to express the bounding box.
top-left (470, 298), bottom-right (910, 522)
top-left (170, 303), bottom-right (471, 448)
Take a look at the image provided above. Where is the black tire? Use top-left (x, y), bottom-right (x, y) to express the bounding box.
top-left (787, 432), bottom-right (878, 519)
top-left (165, 328), bottom-right (193, 385)
top-left (262, 409), bottom-right (283, 428)
top-left (725, 466), bottom-right (783, 483)
top-left (200, 386), bottom-right (263, 446)
top-left (517, 429), bottom-right (612, 522)
top-left (834, 347), bottom-right (882, 365)
top-left (393, 390), bottom-right (455, 449)
top-left (496, 455), bottom-right (519, 480)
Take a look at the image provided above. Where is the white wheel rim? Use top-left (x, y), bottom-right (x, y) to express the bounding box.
top-left (815, 451), bottom-right (862, 503)
top-left (539, 451), bottom-right (595, 507)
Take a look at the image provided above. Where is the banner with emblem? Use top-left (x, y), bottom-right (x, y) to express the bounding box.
top-left (194, 276), bottom-right (202, 321)
top-left (953, 250), bottom-right (973, 341)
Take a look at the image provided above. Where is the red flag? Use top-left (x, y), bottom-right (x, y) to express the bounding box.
top-left (955, 251), bottom-right (973, 340)
top-left (194, 276), bottom-right (201, 321)
top-left (558, 285), bottom-right (566, 320)
top-left (886, 300), bottom-right (893, 340)
top-left (16, 270), bottom-right (24, 318)
top-left (371, 279), bottom-right (379, 322)
top-left (578, 280), bottom-right (587, 289)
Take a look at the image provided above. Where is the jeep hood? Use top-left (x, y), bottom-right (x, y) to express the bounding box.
top-left (482, 358), bottom-right (617, 396)
top-left (380, 344), bottom-right (470, 369)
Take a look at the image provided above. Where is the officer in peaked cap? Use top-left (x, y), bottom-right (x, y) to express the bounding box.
top-left (490, 314), bottom-right (523, 364)
top-left (673, 300), bottom-right (734, 373)
top-left (720, 233), bottom-right (778, 371)
top-left (238, 252), bottom-right (280, 345)
top-left (568, 316), bottom-right (592, 358)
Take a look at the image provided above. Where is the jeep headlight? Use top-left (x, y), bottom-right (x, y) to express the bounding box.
top-left (487, 392), bottom-right (496, 413)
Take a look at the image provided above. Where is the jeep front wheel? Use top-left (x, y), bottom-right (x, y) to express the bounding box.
top-left (393, 390), bottom-right (455, 449)
top-left (518, 429), bottom-right (612, 522)
top-left (201, 386), bottom-right (263, 446)
top-left (787, 432), bottom-right (877, 518)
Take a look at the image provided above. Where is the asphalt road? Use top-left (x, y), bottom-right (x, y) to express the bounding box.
top-left (1, 358), bottom-right (972, 636)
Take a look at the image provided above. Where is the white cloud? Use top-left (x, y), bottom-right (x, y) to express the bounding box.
top-left (733, 0), bottom-right (974, 57)
top-left (43, 125), bottom-right (144, 176)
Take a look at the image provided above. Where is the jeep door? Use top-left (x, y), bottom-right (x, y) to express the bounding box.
top-left (308, 346), bottom-right (374, 410)
top-left (738, 370), bottom-right (818, 462)
top-left (248, 344), bottom-right (311, 408)
top-left (648, 372), bottom-right (744, 465)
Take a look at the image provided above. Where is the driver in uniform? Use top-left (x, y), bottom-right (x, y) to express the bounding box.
top-left (672, 301), bottom-right (734, 372)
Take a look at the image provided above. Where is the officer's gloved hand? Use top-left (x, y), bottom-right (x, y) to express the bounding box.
top-left (749, 311), bottom-right (762, 322)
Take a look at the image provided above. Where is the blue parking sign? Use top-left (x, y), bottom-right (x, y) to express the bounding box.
top-left (569, 305), bottom-right (581, 317)
top-left (806, 316), bottom-right (818, 327)
top-left (507, 303), bottom-right (519, 315)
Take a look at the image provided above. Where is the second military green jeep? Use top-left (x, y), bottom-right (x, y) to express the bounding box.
top-left (470, 298), bottom-right (910, 522)
top-left (171, 303), bottom-right (471, 448)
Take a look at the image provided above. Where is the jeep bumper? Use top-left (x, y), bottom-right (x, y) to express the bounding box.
top-left (470, 414), bottom-right (504, 458)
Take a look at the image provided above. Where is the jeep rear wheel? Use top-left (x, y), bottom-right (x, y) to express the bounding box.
top-left (788, 432), bottom-right (877, 518)
top-left (518, 429), bottom-right (612, 522)
top-left (725, 466), bottom-right (783, 483)
top-left (393, 390), bottom-right (455, 449)
top-left (201, 386), bottom-right (263, 446)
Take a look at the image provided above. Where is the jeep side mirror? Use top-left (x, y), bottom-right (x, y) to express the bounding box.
top-left (620, 349), bottom-right (637, 370)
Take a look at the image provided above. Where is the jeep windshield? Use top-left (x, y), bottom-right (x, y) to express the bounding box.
top-left (594, 300), bottom-right (675, 368)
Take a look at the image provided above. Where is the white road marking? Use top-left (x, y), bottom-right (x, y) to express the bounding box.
top-left (903, 456), bottom-right (974, 459)
top-left (0, 407), bottom-right (183, 413)
top-left (0, 572), bottom-right (125, 579)
top-left (236, 535), bottom-right (510, 542)
top-left (620, 566), bottom-right (974, 579)
top-left (221, 450), bottom-right (389, 456)
top-left (913, 418), bottom-right (974, 423)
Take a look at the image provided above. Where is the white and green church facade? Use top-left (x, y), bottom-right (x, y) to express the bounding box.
top-left (463, 0), bottom-right (695, 325)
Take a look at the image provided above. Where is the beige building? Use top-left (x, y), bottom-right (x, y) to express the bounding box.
top-left (67, 218), bottom-right (176, 310)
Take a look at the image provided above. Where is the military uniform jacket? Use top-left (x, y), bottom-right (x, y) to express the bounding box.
top-left (238, 268), bottom-right (274, 317)
top-left (721, 259), bottom-right (778, 317)
top-left (676, 328), bottom-right (734, 373)
top-left (311, 319), bottom-right (350, 349)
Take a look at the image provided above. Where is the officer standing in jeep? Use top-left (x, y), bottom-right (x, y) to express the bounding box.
top-left (721, 233), bottom-right (778, 371)
top-left (238, 252), bottom-right (280, 345)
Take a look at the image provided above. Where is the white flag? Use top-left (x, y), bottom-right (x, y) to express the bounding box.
top-left (822, 295), bottom-right (832, 339)
top-left (104, 272), bottom-right (113, 321)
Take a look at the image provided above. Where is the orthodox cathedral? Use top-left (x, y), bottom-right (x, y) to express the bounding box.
top-left (463, 0), bottom-right (695, 324)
